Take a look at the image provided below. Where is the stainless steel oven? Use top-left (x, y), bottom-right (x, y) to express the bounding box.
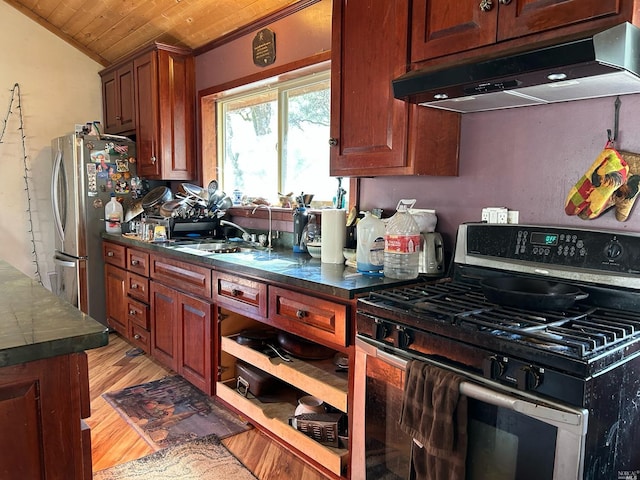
top-left (354, 223), bottom-right (640, 480)
top-left (353, 337), bottom-right (587, 480)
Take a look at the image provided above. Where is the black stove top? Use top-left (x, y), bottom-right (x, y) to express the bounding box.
top-left (357, 223), bottom-right (640, 378)
top-left (359, 282), bottom-right (640, 361)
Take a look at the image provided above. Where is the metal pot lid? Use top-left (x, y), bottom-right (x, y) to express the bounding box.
top-left (142, 186), bottom-right (172, 209)
top-left (180, 183), bottom-right (208, 200)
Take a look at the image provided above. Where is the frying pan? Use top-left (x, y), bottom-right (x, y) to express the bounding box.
top-left (276, 332), bottom-right (336, 360)
top-left (141, 186), bottom-right (172, 209)
top-left (480, 277), bottom-right (588, 311)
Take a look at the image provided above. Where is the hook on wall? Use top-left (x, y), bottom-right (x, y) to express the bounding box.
top-left (607, 96), bottom-right (622, 145)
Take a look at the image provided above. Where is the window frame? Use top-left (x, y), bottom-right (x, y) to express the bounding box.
top-left (198, 55), bottom-right (358, 214)
top-left (215, 71), bottom-right (332, 203)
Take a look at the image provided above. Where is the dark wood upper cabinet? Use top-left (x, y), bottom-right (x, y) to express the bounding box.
top-left (411, 0), bottom-right (631, 63)
top-left (100, 43), bottom-right (196, 181)
top-left (329, 0), bottom-right (460, 177)
top-left (102, 62), bottom-right (135, 134)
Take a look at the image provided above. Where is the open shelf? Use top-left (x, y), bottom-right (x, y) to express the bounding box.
top-left (221, 334), bottom-right (348, 412)
top-left (217, 380), bottom-right (349, 476)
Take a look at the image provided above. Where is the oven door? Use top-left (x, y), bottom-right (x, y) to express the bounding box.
top-left (353, 336), bottom-right (588, 480)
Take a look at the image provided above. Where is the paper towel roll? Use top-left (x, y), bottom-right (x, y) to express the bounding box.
top-left (321, 209), bottom-right (346, 264)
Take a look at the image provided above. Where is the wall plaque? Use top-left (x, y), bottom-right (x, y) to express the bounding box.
top-left (253, 28), bottom-right (276, 67)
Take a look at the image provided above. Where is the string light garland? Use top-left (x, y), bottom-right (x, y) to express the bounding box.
top-left (0, 83), bottom-right (42, 284)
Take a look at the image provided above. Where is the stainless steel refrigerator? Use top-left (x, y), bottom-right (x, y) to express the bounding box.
top-left (51, 133), bottom-right (138, 325)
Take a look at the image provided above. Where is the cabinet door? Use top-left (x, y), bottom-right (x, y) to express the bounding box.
top-left (411, 0), bottom-right (497, 62)
top-left (330, 0), bottom-right (459, 177)
top-left (497, 0), bottom-right (622, 41)
top-left (104, 263), bottom-right (127, 336)
top-left (178, 293), bottom-right (214, 394)
top-left (329, 0), bottom-right (410, 175)
top-left (155, 48), bottom-right (196, 181)
top-left (134, 47), bottom-right (195, 180)
top-left (150, 281), bottom-right (179, 371)
top-left (134, 51), bottom-right (160, 178)
top-left (102, 63), bottom-right (135, 134)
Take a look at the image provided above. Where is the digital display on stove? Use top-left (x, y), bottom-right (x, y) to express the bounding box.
top-left (530, 232), bottom-right (558, 246)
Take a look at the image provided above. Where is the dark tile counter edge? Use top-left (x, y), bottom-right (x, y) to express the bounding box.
top-left (103, 234), bottom-right (421, 299)
top-left (0, 330), bottom-right (109, 368)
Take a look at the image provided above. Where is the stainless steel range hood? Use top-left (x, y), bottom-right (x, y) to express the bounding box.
top-left (392, 23), bottom-right (640, 113)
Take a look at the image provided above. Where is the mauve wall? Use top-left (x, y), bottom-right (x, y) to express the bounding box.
top-left (193, 0), bottom-right (640, 257)
top-left (360, 94), bottom-right (640, 252)
top-left (195, 0), bottom-right (331, 91)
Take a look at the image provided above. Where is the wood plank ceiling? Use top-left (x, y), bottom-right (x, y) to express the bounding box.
top-left (3, 0), bottom-right (309, 66)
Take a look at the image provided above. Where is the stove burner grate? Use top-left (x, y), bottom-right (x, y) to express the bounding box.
top-left (362, 282), bottom-right (640, 358)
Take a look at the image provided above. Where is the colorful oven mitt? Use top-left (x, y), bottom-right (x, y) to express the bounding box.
top-left (565, 142), bottom-right (629, 219)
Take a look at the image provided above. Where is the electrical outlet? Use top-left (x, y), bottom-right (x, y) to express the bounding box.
top-left (508, 210), bottom-right (519, 224)
top-left (496, 208), bottom-right (508, 224)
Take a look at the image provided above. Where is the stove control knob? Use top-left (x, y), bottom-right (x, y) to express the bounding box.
top-left (395, 326), bottom-right (413, 349)
top-left (517, 365), bottom-right (543, 391)
top-left (604, 240), bottom-right (623, 260)
top-left (373, 320), bottom-right (390, 341)
top-left (482, 355), bottom-right (507, 379)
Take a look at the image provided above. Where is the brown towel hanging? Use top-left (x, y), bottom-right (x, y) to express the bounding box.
top-left (399, 360), bottom-right (468, 480)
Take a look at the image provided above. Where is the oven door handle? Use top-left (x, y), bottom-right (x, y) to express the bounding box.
top-left (357, 337), bottom-right (588, 432)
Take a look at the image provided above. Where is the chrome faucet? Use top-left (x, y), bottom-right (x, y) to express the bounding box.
top-left (252, 204), bottom-right (272, 249)
top-left (219, 220), bottom-right (251, 240)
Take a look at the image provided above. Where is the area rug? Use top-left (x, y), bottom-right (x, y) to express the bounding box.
top-left (103, 375), bottom-right (251, 450)
top-left (93, 434), bottom-right (257, 480)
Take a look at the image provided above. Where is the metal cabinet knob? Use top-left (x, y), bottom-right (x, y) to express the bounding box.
top-left (499, 0), bottom-right (512, 4)
top-left (131, 283), bottom-right (138, 289)
top-left (129, 310), bottom-right (136, 315)
top-left (296, 309), bottom-right (308, 319)
top-left (479, 0), bottom-right (493, 11)
top-left (328, 138), bottom-right (338, 147)
top-left (107, 251), bottom-right (114, 257)
top-left (151, 156), bottom-right (157, 165)
top-left (134, 334), bottom-right (141, 340)
top-left (131, 260), bottom-right (139, 266)
top-left (231, 288), bottom-right (242, 297)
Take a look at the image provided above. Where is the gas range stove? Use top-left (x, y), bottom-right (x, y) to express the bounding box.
top-left (357, 223), bottom-right (640, 403)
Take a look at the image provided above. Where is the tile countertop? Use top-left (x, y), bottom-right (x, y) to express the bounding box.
top-left (0, 260), bottom-right (109, 367)
top-left (104, 233), bottom-right (425, 299)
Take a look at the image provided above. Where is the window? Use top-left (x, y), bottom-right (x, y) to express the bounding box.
top-left (217, 71), bottom-right (342, 206)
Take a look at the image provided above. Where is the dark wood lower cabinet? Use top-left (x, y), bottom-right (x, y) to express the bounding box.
top-left (0, 353), bottom-right (91, 479)
top-left (150, 280), bottom-right (214, 394)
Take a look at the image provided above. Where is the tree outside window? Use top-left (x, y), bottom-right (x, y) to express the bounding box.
top-left (218, 71), bottom-right (341, 205)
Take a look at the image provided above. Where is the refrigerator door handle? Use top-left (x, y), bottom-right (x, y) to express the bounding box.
top-left (51, 149), bottom-right (64, 242)
top-left (54, 252), bottom-right (82, 268)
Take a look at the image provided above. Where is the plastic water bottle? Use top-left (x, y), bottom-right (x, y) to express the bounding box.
top-left (357, 211), bottom-right (386, 275)
top-left (384, 199), bottom-right (420, 279)
top-left (105, 193), bottom-right (123, 234)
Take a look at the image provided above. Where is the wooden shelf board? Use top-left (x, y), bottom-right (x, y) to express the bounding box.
top-left (222, 335), bottom-right (348, 412)
top-left (216, 380), bottom-right (348, 476)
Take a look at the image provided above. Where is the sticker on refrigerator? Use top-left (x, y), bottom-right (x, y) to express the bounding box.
top-left (86, 163), bottom-right (97, 195)
top-left (115, 158), bottom-right (130, 172)
top-left (115, 180), bottom-right (130, 194)
top-left (90, 149), bottom-right (110, 165)
top-left (113, 144), bottom-right (129, 155)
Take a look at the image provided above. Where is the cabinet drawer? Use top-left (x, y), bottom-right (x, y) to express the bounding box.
top-left (214, 271), bottom-right (267, 319)
top-left (268, 287), bottom-right (348, 347)
top-left (127, 297), bottom-right (149, 329)
top-left (127, 272), bottom-right (149, 302)
top-left (129, 323), bottom-right (150, 352)
top-left (127, 248), bottom-right (150, 276)
top-left (150, 254), bottom-right (212, 299)
top-left (103, 242), bottom-right (126, 268)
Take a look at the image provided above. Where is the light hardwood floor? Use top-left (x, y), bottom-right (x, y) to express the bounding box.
top-left (86, 333), bottom-right (330, 479)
